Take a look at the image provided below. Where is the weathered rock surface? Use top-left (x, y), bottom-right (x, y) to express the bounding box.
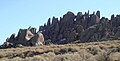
top-left (1, 27), bottom-right (44, 48)
top-left (1, 10), bottom-right (120, 48)
top-left (29, 32), bottom-right (44, 46)
top-left (39, 10), bottom-right (120, 44)
top-left (16, 29), bottom-right (34, 46)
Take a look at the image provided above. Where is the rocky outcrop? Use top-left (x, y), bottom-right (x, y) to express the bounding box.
top-left (96, 11), bottom-right (100, 18)
top-left (80, 25), bottom-right (99, 42)
top-left (1, 10), bottom-right (120, 48)
top-left (16, 29), bottom-right (34, 46)
top-left (0, 27), bottom-right (44, 48)
top-left (114, 26), bottom-right (120, 39)
top-left (29, 32), bottom-right (44, 46)
top-left (39, 10), bottom-right (120, 44)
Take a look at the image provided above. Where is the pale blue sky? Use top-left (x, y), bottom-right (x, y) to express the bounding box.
top-left (0, 0), bottom-right (120, 44)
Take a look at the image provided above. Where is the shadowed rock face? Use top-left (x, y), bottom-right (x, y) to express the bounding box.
top-left (16, 29), bottom-right (34, 46)
top-left (1, 10), bottom-right (120, 48)
top-left (39, 10), bottom-right (120, 44)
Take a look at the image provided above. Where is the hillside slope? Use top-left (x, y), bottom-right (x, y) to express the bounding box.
top-left (0, 40), bottom-right (120, 61)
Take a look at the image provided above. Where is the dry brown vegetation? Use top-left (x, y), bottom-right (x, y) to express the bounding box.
top-left (0, 40), bottom-right (120, 61)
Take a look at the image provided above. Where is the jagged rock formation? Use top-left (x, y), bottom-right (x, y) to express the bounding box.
top-left (39, 10), bottom-right (120, 44)
top-left (0, 27), bottom-right (44, 48)
top-left (29, 32), bottom-right (44, 46)
top-left (1, 10), bottom-right (120, 48)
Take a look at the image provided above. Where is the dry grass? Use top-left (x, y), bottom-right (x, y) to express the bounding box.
top-left (0, 40), bottom-right (120, 61)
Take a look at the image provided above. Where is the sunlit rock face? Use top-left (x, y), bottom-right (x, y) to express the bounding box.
top-left (1, 27), bottom-right (44, 48)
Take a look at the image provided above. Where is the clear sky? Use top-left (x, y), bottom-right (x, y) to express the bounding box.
top-left (0, 0), bottom-right (120, 45)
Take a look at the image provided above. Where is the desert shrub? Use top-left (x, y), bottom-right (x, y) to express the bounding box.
top-left (9, 57), bottom-right (23, 61)
top-left (108, 52), bottom-right (120, 61)
top-left (0, 58), bottom-right (9, 61)
top-left (45, 39), bottom-right (53, 45)
top-left (115, 46), bottom-right (120, 52)
top-left (109, 45), bottom-right (116, 48)
top-left (95, 50), bottom-right (109, 61)
top-left (87, 46), bottom-right (102, 55)
top-left (9, 55), bottom-right (51, 61)
top-left (86, 56), bottom-right (97, 61)
top-left (69, 47), bottom-right (78, 52)
top-left (99, 45), bottom-right (108, 51)
top-left (42, 52), bottom-right (56, 58)
top-left (58, 48), bottom-right (70, 54)
top-left (12, 51), bottom-right (43, 58)
top-left (30, 56), bottom-right (45, 61)
top-left (78, 49), bottom-right (95, 61)
top-left (107, 46), bottom-right (120, 55)
top-left (108, 48), bottom-right (118, 54)
top-left (54, 47), bottom-right (78, 55)
top-left (52, 53), bottom-right (81, 61)
top-left (52, 56), bottom-right (64, 61)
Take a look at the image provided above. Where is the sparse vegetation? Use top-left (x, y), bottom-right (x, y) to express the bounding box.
top-left (0, 40), bottom-right (120, 61)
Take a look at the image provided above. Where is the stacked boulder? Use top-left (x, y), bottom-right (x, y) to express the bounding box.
top-left (1, 27), bottom-right (44, 48)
